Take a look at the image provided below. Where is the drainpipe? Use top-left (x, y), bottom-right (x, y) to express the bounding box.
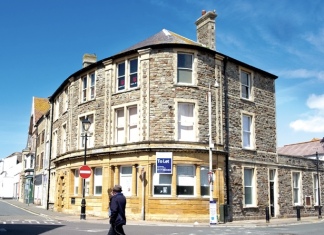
top-left (46, 103), bottom-right (54, 210)
top-left (32, 126), bottom-right (38, 205)
top-left (223, 57), bottom-right (232, 222)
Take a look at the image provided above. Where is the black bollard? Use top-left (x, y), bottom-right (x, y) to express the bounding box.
top-left (296, 206), bottom-right (301, 221)
top-left (265, 206), bottom-right (270, 223)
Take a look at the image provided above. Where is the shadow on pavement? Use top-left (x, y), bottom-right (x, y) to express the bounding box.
top-left (0, 224), bottom-right (65, 235)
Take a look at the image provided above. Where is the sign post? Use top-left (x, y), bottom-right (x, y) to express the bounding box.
top-left (80, 165), bottom-right (91, 179)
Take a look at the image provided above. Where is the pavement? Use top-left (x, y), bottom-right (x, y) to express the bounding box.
top-left (2, 199), bottom-right (324, 227)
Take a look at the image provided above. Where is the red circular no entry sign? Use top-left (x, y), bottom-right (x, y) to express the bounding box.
top-left (80, 165), bottom-right (91, 179)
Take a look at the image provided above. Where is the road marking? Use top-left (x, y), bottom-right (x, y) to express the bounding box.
top-left (1, 200), bottom-right (39, 216)
top-left (0, 220), bottom-right (61, 225)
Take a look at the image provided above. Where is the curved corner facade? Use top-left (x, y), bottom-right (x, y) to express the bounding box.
top-left (50, 46), bottom-right (230, 222)
top-left (24, 10), bottom-right (284, 222)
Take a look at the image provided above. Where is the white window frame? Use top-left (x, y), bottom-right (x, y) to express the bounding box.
top-left (82, 75), bottom-right (87, 102)
top-left (61, 123), bottom-right (67, 153)
top-left (292, 172), bottom-right (301, 206)
top-left (177, 165), bottom-right (195, 197)
top-left (177, 102), bottom-right (196, 141)
top-left (152, 164), bottom-right (172, 197)
top-left (115, 108), bottom-right (125, 144)
top-left (30, 155), bottom-right (34, 169)
top-left (115, 105), bottom-right (139, 144)
top-left (74, 169), bottom-right (79, 195)
top-left (177, 53), bottom-right (193, 84)
top-left (128, 106), bottom-right (138, 142)
top-left (200, 166), bottom-right (210, 197)
top-left (94, 167), bottom-right (102, 196)
top-left (120, 166), bottom-right (132, 197)
top-left (90, 73), bottom-right (96, 99)
top-left (79, 114), bottom-right (94, 149)
top-left (84, 177), bottom-right (90, 196)
top-left (81, 72), bottom-right (96, 102)
top-left (52, 130), bottom-right (58, 158)
top-left (54, 98), bottom-right (59, 120)
top-left (314, 173), bottom-right (319, 206)
top-left (240, 68), bottom-right (253, 100)
top-left (244, 167), bottom-right (256, 207)
top-left (116, 58), bottom-right (138, 92)
top-left (242, 113), bottom-right (254, 149)
top-left (63, 88), bottom-right (68, 112)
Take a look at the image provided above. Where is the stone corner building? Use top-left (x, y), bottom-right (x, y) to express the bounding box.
top-left (46, 10), bottom-right (281, 222)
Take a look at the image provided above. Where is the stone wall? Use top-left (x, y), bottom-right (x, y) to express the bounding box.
top-left (224, 60), bottom-right (278, 220)
top-left (277, 155), bottom-right (324, 218)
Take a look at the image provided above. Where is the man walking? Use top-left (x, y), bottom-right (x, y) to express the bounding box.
top-left (108, 185), bottom-right (126, 235)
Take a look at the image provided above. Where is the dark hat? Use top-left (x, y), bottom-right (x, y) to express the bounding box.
top-left (113, 185), bottom-right (122, 192)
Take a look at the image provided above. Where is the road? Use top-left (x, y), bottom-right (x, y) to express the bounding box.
top-left (1, 200), bottom-right (324, 235)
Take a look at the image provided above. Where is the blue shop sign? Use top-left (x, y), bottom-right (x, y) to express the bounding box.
top-left (156, 152), bottom-right (172, 174)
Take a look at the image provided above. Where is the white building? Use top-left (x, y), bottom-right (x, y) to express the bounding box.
top-left (0, 152), bottom-right (22, 199)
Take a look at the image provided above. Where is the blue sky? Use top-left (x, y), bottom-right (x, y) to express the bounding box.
top-left (1, 0), bottom-right (324, 158)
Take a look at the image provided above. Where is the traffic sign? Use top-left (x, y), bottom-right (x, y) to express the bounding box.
top-left (80, 165), bottom-right (91, 179)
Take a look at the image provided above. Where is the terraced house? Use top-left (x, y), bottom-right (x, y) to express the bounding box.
top-left (41, 10), bottom-right (280, 222)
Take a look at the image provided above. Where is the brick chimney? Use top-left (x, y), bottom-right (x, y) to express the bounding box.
top-left (195, 10), bottom-right (217, 50)
top-left (82, 53), bottom-right (97, 68)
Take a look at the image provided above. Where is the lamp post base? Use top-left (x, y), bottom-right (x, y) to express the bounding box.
top-left (318, 206), bottom-right (322, 219)
top-left (80, 198), bottom-right (86, 220)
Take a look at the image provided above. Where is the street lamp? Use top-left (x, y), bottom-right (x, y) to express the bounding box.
top-left (208, 80), bottom-right (219, 225)
top-left (80, 117), bottom-right (91, 220)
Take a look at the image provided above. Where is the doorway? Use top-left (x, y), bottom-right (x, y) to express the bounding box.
top-left (57, 176), bottom-right (65, 211)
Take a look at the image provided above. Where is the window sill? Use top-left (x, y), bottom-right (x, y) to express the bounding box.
top-left (293, 205), bottom-right (304, 209)
top-left (113, 87), bottom-right (140, 95)
top-left (79, 98), bottom-right (96, 106)
top-left (243, 205), bottom-right (258, 209)
top-left (152, 195), bottom-right (172, 197)
top-left (242, 147), bottom-right (256, 152)
top-left (174, 84), bottom-right (198, 88)
top-left (240, 97), bottom-right (255, 103)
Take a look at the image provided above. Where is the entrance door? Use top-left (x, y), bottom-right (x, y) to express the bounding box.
top-left (57, 176), bottom-right (65, 212)
top-left (24, 178), bottom-right (33, 204)
top-left (269, 169), bottom-right (276, 217)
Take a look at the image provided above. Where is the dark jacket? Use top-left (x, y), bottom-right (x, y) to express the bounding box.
top-left (109, 192), bottom-right (126, 226)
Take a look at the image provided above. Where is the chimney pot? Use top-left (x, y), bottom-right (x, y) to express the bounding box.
top-left (202, 10), bottom-right (206, 15)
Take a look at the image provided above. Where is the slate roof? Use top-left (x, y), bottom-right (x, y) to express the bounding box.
top-left (118, 29), bottom-right (204, 55)
top-left (50, 27), bottom-right (277, 101)
top-left (277, 138), bottom-right (324, 157)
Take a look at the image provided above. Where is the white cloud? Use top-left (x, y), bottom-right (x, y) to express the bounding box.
top-left (290, 94), bottom-right (324, 132)
top-left (307, 94), bottom-right (324, 110)
top-left (277, 69), bottom-right (324, 80)
top-left (290, 117), bottom-right (324, 132)
top-left (305, 28), bottom-right (324, 53)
